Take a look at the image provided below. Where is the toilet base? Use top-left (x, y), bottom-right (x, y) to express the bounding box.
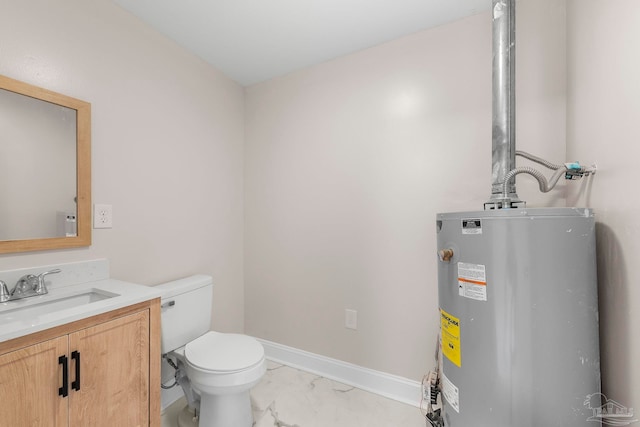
top-left (176, 390), bottom-right (254, 427)
top-left (199, 390), bottom-right (253, 427)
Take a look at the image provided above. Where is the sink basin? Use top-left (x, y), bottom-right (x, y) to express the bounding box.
top-left (0, 289), bottom-right (119, 324)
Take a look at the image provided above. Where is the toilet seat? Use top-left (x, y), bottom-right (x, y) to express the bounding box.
top-left (185, 331), bottom-right (264, 373)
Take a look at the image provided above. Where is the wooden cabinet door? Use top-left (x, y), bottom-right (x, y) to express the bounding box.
top-left (69, 310), bottom-right (150, 427)
top-left (0, 335), bottom-right (69, 427)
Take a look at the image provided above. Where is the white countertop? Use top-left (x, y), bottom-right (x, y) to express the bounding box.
top-left (0, 277), bottom-right (161, 343)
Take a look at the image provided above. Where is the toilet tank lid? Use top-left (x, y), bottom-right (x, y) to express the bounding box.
top-left (154, 275), bottom-right (212, 300)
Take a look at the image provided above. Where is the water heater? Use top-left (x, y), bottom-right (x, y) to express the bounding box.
top-left (436, 207), bottom-right (600, 427)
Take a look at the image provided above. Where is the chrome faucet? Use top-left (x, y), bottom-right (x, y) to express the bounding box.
top-left (34, 269), bottom-right (61, 295)
top-left (8, 269), bottom-right (61, 301)
top-left (0, 281), bottom-right (9, 303)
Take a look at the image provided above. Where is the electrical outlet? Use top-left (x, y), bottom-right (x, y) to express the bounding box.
top-left (345, 309), bottom-right (357, 330)
top-left (94, 204), bottom-right (113, 229)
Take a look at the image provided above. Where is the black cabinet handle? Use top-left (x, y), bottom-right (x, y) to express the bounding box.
top-left (58, 355), bottom-right (68, 397)
top-left (71, 351), bottom-right (81, 391)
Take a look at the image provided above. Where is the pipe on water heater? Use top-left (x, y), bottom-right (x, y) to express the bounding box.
top-left (486, 0), bottom-right (522, 209)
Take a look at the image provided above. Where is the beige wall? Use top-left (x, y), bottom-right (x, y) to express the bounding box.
top-left (245, 0), bottom-right (567, 380)
top-left (0, 0), bottom-right (246, 333)
top-left (566, 0), bottom-right (640, 414)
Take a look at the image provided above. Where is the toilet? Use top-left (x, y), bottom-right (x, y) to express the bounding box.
top-left (157, 275), bottom-right (266, 427)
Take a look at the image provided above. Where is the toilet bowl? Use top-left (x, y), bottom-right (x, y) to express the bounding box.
top-left (171, 332), bottom-right (265, 427)
top-left (157, 275), bottom-right (266, 427)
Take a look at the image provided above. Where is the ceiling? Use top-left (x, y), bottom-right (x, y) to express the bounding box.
top-left (112, 0), bottom-right (491, 86)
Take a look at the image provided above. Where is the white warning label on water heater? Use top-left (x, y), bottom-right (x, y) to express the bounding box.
top-left (461, 218), bottom-right (482, 235)
top-left (442, 372), bottom-right (460, 413)
top-left (458, 262), bottom-right (487, 301)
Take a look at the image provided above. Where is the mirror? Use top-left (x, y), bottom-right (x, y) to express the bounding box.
top-left (0, 75), bottom-right (91, 253)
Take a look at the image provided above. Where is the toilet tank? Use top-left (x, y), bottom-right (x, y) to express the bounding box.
top-left (155, 275), bottom-right (213, 354)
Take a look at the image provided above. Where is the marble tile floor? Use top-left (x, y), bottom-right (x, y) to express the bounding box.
top-left (161, 361), bottom-right (427, 427)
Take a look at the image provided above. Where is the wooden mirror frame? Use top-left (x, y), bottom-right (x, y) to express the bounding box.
top-left (0, 75), bottom-right (91, 254)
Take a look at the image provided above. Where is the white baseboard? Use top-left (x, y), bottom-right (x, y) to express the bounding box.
top-left (256, 338), bottom-right (422, 408)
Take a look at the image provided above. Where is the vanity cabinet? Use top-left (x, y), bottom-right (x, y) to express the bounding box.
top-left (0, 299), bottom-right (160, 427)
top-left (0, 335), bottom-right (68, 425)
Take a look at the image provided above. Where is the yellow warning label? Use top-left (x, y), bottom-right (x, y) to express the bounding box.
top-left (440, 308), bottom-right (461, 367)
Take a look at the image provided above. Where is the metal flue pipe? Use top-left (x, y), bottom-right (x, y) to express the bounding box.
top-left (486, 0), bottom-right (522, 209)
